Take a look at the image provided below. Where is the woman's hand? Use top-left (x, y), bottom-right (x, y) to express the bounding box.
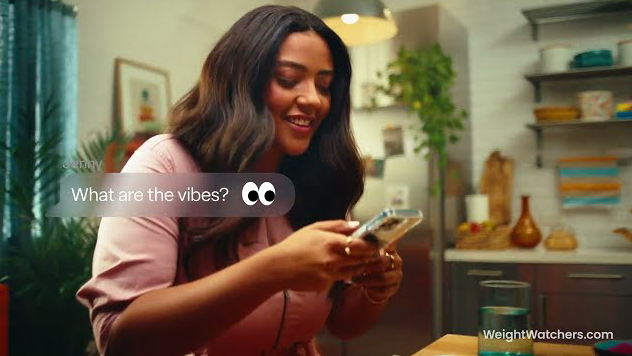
top-left (266, 220), bottom-right (379, 292)
top-left (354, 248), bottom-right (403, 303)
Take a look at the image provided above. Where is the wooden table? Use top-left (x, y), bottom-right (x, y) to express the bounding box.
top-left (413, 334), bottom-right (595, 356)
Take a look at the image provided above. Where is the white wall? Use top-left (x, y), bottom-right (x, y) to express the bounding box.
top-left (439, 5), bottom-right (471, 188)
top-left (279, 0), bottom-right (632, 249)
top-left (67, 0), bottom-right (264, 144)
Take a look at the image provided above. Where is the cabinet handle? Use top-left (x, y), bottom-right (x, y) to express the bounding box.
top-left (567, 273), bottom-right (624, 280)
top-left (467, 269), bottom-right (504, 277)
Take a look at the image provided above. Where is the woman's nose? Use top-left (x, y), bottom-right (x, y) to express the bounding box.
top-left (296, 82), bottom-right (322, 109)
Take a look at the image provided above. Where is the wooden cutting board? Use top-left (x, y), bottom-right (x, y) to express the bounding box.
top-left (479, 151), bottom-right (514, 225)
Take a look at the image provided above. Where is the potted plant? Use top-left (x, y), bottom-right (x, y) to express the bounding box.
top-left (372, 43), bottom-right (467, 177)
top-left (371, 44), bottom-right (468, 272)
top-left (0, 100), bottom-right (132, 356)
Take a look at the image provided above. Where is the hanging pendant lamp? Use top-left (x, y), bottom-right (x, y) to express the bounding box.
top-left (313, 0), bottom-right (398, 46)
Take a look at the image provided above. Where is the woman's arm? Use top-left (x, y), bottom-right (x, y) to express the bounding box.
top-left (325, 283), bottom-right (388, 339)
top-left (326, 249), bottom-right (403, 339)
top-left (106, 247), bottom-right (284, 356)
top-left (106, 220), bottom-right (375, 356)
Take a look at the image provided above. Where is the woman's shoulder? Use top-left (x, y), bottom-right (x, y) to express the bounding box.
top-left (122, 133), bottom-right (200, 173)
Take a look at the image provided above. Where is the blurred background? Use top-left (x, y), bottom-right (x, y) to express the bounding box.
top-left (1, 0), bottom-right (632, 355)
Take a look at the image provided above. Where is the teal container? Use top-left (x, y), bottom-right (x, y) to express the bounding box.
top-left (572, 50), bottom-right (613, 68)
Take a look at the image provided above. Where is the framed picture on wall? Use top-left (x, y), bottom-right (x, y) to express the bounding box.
top-left (386, 184), bottom-right (410, 209)
top-left (115, 58), bottom-right (171, 135)
top-left (382, 125), bottom-right (404, 157)
top-left (362, 155), bottom-right (385, 178)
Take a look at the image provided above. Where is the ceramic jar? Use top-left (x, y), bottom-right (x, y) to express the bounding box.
top-left (540, 44), bottom-right (571, 73)
top-left (577, 90), bottom-right (613, 121)
top-left (619, 39), bottom-right (632, 66)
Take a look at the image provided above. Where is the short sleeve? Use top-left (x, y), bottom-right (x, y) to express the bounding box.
top-left (76, 144), bottom-right (179, 356)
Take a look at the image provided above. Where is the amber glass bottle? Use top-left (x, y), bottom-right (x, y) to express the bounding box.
top-left (511, 195), bottom-right (542, 248)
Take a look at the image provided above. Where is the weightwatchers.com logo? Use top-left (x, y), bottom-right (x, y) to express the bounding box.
top-left (481, 329), bottom-right (614, 342)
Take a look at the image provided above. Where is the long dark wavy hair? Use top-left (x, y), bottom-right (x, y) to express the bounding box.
top-left (168, 5), bottom-right (364, 279)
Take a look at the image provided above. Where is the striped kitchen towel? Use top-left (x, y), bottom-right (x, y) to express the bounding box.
top-left (558, 156), bottom-right (621, 208)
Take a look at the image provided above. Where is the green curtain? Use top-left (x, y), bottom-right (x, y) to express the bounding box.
top-left (0, 2), bottom-right (77, 353)
top-left (0, 0), bottom-right (77, 243)
top-left (0, 0), bottom-right (9, 242)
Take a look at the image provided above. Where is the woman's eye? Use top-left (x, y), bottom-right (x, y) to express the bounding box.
top-left (277, 78), bottom-right (296, 88)
top-left (277, 77), bottom-right (330, 94)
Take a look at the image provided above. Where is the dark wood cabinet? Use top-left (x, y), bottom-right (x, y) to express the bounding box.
top-left (535, 264), bottom-right (632, 344)
top-left (537, 294), bottom-right (632, 344)
top-left (447, 262), bottom-right (632, 344)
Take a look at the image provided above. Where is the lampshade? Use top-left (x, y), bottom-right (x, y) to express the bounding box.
top-left (313, 0), bottom-right (398, 46)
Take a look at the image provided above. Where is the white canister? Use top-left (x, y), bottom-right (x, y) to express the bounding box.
top-left (619, 39), bottom-right (632, 66)
top-left (540, 44), bottom-right (571, 73)
top-left (465, 194), bottom-right (489, 223)
top-left (577, 90), bottom-right (613, 121)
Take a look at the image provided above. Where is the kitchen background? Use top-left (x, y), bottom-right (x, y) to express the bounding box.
top-left (70, 0), bottom-right (632, 249)
top-left (63, 0), bottom-right (632, 355)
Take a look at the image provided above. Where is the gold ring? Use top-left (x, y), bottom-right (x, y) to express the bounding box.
top-left (386, 252), bottom-right (395, 270)
top-left (345, 236), bottom-right (352, 256)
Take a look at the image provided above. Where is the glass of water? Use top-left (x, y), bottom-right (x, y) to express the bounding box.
top-left (478, 280), bottom-right (533, 356)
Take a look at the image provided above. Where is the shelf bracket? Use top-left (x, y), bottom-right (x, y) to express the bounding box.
top-left (534, 82), bottom-right (541, 103)
top-left (529, 22), bottom-right (538, 41)
top-left (535, 127), bottom-right (543, 168)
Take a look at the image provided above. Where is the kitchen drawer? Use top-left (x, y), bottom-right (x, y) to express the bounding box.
top-left (448, 262), bottom-right (535, 335)
top-left (536, 264), bottom-right (632, 295)
top-left (454, 262), bottom-right (536, 285)
top-left (537, 293), bottom-right (632, 343)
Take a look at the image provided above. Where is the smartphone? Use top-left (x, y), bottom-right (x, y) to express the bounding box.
top-left (350, 209), bottom-right (423, 248)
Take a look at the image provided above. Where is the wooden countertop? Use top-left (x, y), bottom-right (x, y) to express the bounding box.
top-left (413, 334), bottom-right (595, 356)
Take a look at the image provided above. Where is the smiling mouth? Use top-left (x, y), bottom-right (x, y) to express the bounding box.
top-left (284, 116), bottom-right (314, 128)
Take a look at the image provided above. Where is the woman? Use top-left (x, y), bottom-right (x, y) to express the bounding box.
top-left (77, 5), bottom-right (404, 356)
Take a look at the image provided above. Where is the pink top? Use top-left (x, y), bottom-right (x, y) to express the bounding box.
top-left (76, 134), bottom-right (332, 356)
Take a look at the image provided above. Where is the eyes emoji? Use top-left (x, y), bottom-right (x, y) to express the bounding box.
top-left (241, 182), bottom-right (275, 206)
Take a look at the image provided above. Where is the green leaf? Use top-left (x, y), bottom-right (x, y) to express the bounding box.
top-left (368, 43), bottom-right (465, 162)
top-left (1, 98), bottom-right (130, 355)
